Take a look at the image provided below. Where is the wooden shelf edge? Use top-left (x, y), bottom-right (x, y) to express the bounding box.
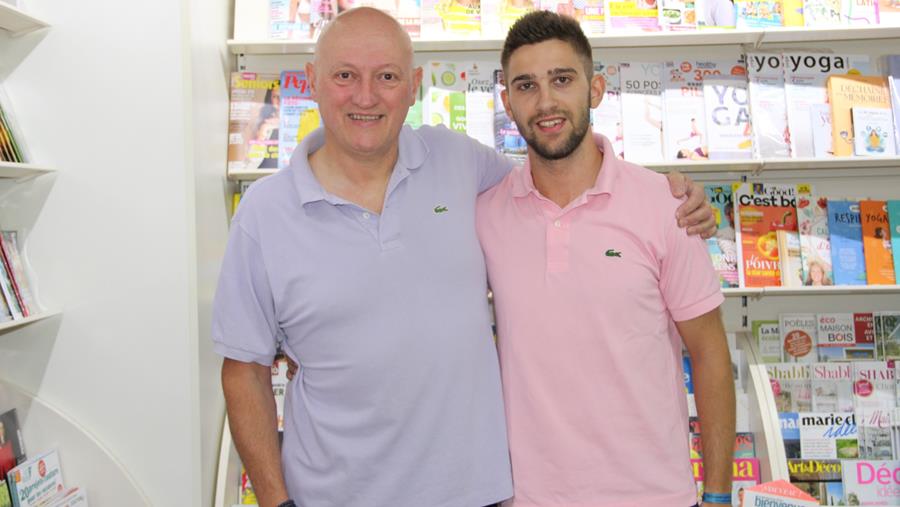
top-left (0, 310), bottom-right (60, 333)
top-left (228, 26), bottom-right (900, 55)
top-left (0, 2), bottom-right (50, 36)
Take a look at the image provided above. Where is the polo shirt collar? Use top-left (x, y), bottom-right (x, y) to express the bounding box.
top-left (509, 133), bottom-right (619, 199)
top-left (288, 125), bottom-right (430, 207)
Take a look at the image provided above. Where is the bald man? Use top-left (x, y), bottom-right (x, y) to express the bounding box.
top-left (212, 8), bottom-right (715, 507)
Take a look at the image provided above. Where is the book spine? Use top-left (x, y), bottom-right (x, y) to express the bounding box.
top-left (0, 234), bottom-right (28, 318)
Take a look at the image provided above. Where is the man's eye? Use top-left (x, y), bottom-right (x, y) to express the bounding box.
top-left (382, 73), bottom-right (395, 81)
top-left (337, 72), bottom-right (352, 80)
top-left (556, 76), bottom-right (572, 84)
top-left (518, 82), bottom-right (534, 91)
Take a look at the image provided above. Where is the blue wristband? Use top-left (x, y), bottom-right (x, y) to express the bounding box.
top-left (702, 492), bottom-right (732, 504)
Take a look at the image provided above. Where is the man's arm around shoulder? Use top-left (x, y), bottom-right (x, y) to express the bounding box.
top-left (222, 358), bottom-right (290, 507)
top-left (677, 308), bottom-right (735, 504)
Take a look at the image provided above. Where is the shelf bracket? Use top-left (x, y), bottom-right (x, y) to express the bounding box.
top-left (753, 31), bottom-right (766, 49)
top-left (237, 53), bottom-right (247, 72)
top-left (741, 295), bottom-right (748, 329)
top-left (752, 160), bottom-right (765, 178)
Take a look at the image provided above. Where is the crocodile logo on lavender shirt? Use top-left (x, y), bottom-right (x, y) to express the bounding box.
top-left (434, 205), bottom-right (449, 214)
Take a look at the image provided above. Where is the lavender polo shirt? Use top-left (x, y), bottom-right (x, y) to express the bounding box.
top-left (212, 125), bottom-right (515, 507)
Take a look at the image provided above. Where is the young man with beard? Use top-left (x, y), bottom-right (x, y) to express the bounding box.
top-left (476, 11), bottom-right (736, 507)
top-left (214, 7), bottom-right (719, 507)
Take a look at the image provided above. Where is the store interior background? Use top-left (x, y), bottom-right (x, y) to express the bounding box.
top-left (2, 0), bottom-right (900, 505)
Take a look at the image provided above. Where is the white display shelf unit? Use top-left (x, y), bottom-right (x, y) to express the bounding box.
top-left (0, 2), bottom-right (48, 35)
top-left (724, 285), bottom-right (900, 298)
top-left (227, 157), bottom-right (900, 182)
top-left (228, 26), bottom-right (900, 55)
top-left (0, 161), bottom-right (55, 180)
top-left (0, 310), bottom-right (60, 333)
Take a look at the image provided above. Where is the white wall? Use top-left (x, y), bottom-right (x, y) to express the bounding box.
top-left (0, 0), bottom-right (226, 503)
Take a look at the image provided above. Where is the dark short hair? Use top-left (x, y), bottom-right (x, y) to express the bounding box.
top-left (501, 11), bottom-right (593, 79)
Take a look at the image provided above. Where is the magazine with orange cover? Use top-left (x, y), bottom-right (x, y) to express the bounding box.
top-left (859, 200), bottom-right (896, 285)
top-left (733, 182), bottom-right (811, 288)
top-left (826, 75), bottom-right (890, 157)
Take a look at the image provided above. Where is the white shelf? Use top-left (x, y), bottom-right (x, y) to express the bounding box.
top-left (227, 156), bottom-right (900, 181)
top-left (723, 285), bottom-right (900, 297)
top-left (0, 161), bottom-right (54, 180)
top-left (228, 167), bottom-right (278, 181)
top-left (0, 2), bottom-right (49, 35)
top-left (228, 26), bottom-right (900, 55)
top-left (0, 310), bottom-right (60, 333)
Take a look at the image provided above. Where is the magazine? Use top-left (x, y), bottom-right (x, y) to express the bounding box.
top-left (842, 459), bottom-right (900, 505)
top-left (703, 76), bottom-right (752, 160)
top-left (279, 70), bottom-right (319, 169)
top-left (860, 200), bottom-right (896, 285)
top-left (811, 363), bottom-right (853, 412)
top-left (781, 313), bottom-right (818, 363)
top-left (828, 200), bottom-right (867, 286)
top-left (796, 194), bottom-right (834, 287)
top-left (767, 363), bottom-right (812, 412)
top-left (227, 73), bottom-right (281, 172)
top-left (619, 62), bottom-right (664, 163)
top-left (798, 412), bottom-right (858, 460)
top-left (754, 319), bottom-right (781, 363)
top-left (705, 184), bottom-right (739, 288)
top-left (591, 61), bottom-right (624, 159)
top-left (747, 52), bottom-right (790, 159)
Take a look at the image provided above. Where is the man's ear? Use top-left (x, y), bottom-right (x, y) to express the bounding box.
top-left (410, 66), bottom-right (423, 106)
top-left (589, 73), bottom-right (606, 109)
top-left (501, 87), bottom-right (514, 122)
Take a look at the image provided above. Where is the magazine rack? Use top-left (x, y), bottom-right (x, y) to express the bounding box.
top-left (218, 4), bottom-right (900, 502)
top-left (0, 380), bottom-right (148, 505)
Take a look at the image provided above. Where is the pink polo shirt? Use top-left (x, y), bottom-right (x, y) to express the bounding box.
top-left (476, 134), bottom-right (724, 507)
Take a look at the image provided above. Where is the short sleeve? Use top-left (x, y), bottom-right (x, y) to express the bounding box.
top-left (211, 219), bottom-right (279, 366)
top-left (659, 204), bottom-right (725, 322)
top-left (474, 141), bottom-right (516, 194)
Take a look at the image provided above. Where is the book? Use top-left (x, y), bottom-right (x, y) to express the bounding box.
top-left (736, 0), bottom-right (784, 27)
top-left (425, 61), bottom-right (467, 134)
top-left (841, 0), bottom-right (880, 24)
top-left (279, 70), bottom-right (319, 169)
top-left (853, 107), bottom-right (898, 156)
top-left (777, 230), bottom-right (804, 287)
top-left (272, 355), bottom-right (288, 432)
top-left (703, 76), bottom-right (753, 160)
top-left (465, 62), bottom-right (496, 149)
top-left (435, 0), bottom-right (482, 36)
top-left (32, 487), bottom-right (87, 507)
top-left (889, 201), bottom-right (900, 283)
top-left (811, 363), bottom-right (854, 412)
top-left (747, 52), bottom-right (791, 158)
top-left (781, 313), bottom-right (818, 363)
top-left (809, 103), bottom-right (833, 158)
top-left (783, 0), bottom-right (805, 24)
top-left (590, 61), bottom-right (624, 159)
top-left (817, 313), bottom-right (859, 361)
top-left (619, 62), bottom-right (664, 163)
top-left (239, 466), bottom-right (256, 504)
top-left (0, 90), bottom-right (27, 163)
top-left (7, 450), bottom-right (64, 507)
top-left (743, 480), bottom-right (819, 507)
top-left (0, 409), bottom-right (26, 507)
top-left (856, 409), bottom-right (895, 460)
top-left (269, 0), bottom-right (312, 40)
top-left (492, 69), bottom-right (527, 157)
top-left (787, 459), bottom-right (843, 504)
top-left (797, 194), bottom-right (834, 287)
top-left (705, 184), bottom-right (739, 288)
top-left (803, 0), bottom-right (844, 25)
top-left (782, 412), bottom-right (803, 459)
top-left (799, 412), bottom-right (859, 460)
top-left (828, 200), bottom-right (867, 286)
top-left (888, 56), bottom-right (900, 152)
top-left (783, 52), bottom-right (871, 158)
top-left (826, 74), bottom-right (891, 157)
top-left (876, 311), bottom-right (900, 359)
top-left (852, 361), bottom-right (896, 411)
top-left (689, 432), bottom-right (756, 458)
top-left (853, 312), bottom-right (878, 360)
top-left (754, 319), bottom-right (782, 363)
top-left (733, 182), bottom-right (807, 288)
top-left (860, 200), bottom-right (896, 285)
top-left (605, 0), bottom-right (660, 30)
top-left (0, 250), bottom-right (23, 321)
top-left (767, 363), bottom-right (812, 412)
top-left (227, 73), bottom-right (281, 172)
top-left (658, 0), bottom-right (697, 30)
top-left (662, 57), bottom-right (746, 161)
top-left (0, 232), bottom-right (30, 318)
top-left (691, 458), bottom-right (761, 506)
top-left (842, 459), bottom-right (900, 504)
